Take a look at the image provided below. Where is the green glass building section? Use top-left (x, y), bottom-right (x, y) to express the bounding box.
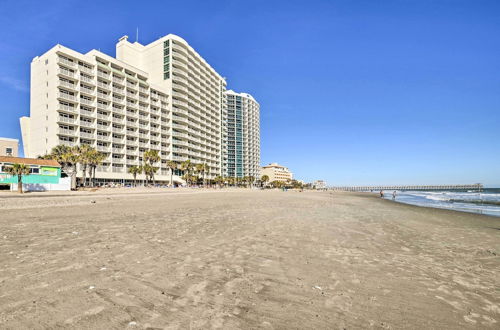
top-left (227, 95), bottom-right (244, 178)
top-left (163, 40), bottom-right (170, 80)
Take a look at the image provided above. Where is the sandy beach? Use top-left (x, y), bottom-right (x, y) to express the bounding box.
top-left (0, 189), bottom-right (499, 329)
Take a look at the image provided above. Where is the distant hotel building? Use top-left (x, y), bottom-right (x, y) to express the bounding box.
top-left (225, 90), bottom-right (260, 178)
top-left (261, 163), bottom-right (293, 182)
top-left (20, 34), bottom-right (260, 184)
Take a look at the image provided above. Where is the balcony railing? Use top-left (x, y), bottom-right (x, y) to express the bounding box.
top-left (58, 128), bottom-right (76, 135)
top-left (59, 92), bottom-right (76, 101)
top-left (58, 116), bottom-right (76, 124)
top-left (79, 121), bottom-right (95, 128)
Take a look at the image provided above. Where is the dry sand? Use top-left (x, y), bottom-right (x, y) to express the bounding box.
top-left (0, 189), bottom-right (499, 329)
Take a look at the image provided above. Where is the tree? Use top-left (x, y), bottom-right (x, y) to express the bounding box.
top-left (46, 145), bottom-right (79, 190)
top-left (204, 164), bottom-right (210, 187)
top-left (166, 160), bottom-right (178, 186)
top-left (128, 165), bottom-right (142, 187)
top-left (143, 150), bottom-right (160, 186)
top-left (142, 163), bottom-right (157, 185)
top-left (85, 149), bottom-right (106, 187)
top-left (248, 176), bottom-right (255, 188)
top-left (5, 163), bottom-right (31, 193)
top-left (195, 163), bottom-right (205, 187)
top-left (261, 175), bottom-right (270, 188)
top-left (77, 144), bottom-right (93, 187)
top-left (180, 160), bottom-right (193, 186)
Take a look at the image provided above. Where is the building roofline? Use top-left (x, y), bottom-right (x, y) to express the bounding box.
top-left (0, 156), bottom-right (60, 167)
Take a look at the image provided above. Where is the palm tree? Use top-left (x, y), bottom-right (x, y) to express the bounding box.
top-left (87, 149), bottom-right (106, 187)
top-left (77, 144), bottom-right (92, 187)
top-left (204, 163), bottom-right (210, 187)
top-left (248, 176), bottom-right (255, 188)
top-left (143, 150), bottom-right (160, 186)
top-left (261, 175), bottom-right (270, 188)
top-left (46, 145), bottom-right (79, 190)
top-left (142, 163), bottom-right (158, 186)
top-left (5, 163), bottom-right (31, 193)
top-left (166, 160), bottom-right (178, 186)
top-left (180, 160), bottom-right (193, 186)
top-left (195, 163), bottom-right (205, 187)
top-left (128, 165), bottom-right (142, 187)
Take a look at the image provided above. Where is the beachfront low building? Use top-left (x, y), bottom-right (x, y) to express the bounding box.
top-left (261, 163), bottom-right (293, 183)
top-left (0, 138), bottom-right (19, 157)
top-left (313, 180), bottom-right (327, 190)
top-left (0, 156), bottom-right (69, 191)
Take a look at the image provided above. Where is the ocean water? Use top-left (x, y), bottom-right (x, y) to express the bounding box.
top-left (380, 188), bottom-right (500, 217)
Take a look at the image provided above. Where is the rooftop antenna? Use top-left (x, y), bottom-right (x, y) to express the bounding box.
top-left (136, 27), bottom-right (139, 43)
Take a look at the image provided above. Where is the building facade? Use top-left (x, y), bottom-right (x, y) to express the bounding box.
top-left (21, 34), bottom-right (233, 184)
top-left (225, 90), bottom-right (260, 179)
top-left (261, 163), bottom-right (293, 182)
top-left (0, 138), bottom-right (19, 157)
top-left (0, 156), bottom-right (68, 191)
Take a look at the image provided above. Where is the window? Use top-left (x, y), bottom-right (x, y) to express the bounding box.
top-left (5, 148), bottom-right (12, 156)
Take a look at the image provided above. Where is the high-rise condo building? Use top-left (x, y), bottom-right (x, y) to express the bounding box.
top-left (225, 90), bottom-right (260, 179)
top-left (21, 34), bottom-right (231, 185)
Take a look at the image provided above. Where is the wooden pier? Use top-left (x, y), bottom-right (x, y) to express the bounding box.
top-left (332, 184), bottom-right (483, 192)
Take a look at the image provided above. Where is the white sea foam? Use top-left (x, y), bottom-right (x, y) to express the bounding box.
top-left (383, 190), bottom-right (500, 217)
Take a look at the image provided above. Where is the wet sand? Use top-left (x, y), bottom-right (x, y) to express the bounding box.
top-left (0, 189), bottom-right (499, 329)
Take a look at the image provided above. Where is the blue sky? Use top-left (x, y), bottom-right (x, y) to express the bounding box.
top-left (0, 0), bottom-right (499, 186)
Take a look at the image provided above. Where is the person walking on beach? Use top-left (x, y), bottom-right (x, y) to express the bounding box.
top-left (380, 190), bottom-right (384, 198)
top-left (392, 191), bottom-right (397, 200)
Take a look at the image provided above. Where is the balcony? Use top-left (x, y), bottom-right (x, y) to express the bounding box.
top-left (58, 56), bottom-right (76, 67)
top-left (126, 101), bottom-right (138, 109)
top-left (96, 166), bottom-right (110, 172)
top-left (80, 86), bottom-right (94, 95)
top-left (113, 97), bottom-right (124, 104)
top-left (139, 142), bottom-right (149, 148)
top-left (112, 107), bottom-right (124, 114)
top-left (126, 130), bottom-right (138, 137)
top-left (112, 76), bottom-right (125, 85)
top-left (96, 113), bottom-right (109, 120)
top-left (112, 127), bottom-right (123, 133)
top-left (80, 75), bottom-right (94, 84)
top-left (80, 109), bottom-right (94, 117)
top-left (112, 147), bottom-right (124, 153)
top-left (112, 167), bottom-right (124, 173)
top-left (58, 116), bottom-right (76, 124)
top-left (97, 92), bottom-right (111, 100)
top-left (113, 87), bottom-right (125, 95)
top-left (97, 135), bottom-right (111, 141)
top-left (96, 103), bottom-right (110, 111)
top-left (97, 71), bottom-right (111, 80)
top-left (112, 137), bottom-right (124, 144)
top-left (112, 117), bottom-right (124, 124)
top-left (126, 121), bottom-right (138, 128)
top-left (96, 124), bottom-right (109, 130)
top-left (79, 120), bottom-right (95, 128)
top-left (97, 81), bottom-right (111, 90)
top-left (59, 139), bottom-right (76, 147)
top-left (80, 98), bottom-right (94, 106)
top-left (96, 146), bottom-right (110, 152)
top-left (58, 92), bottom-right (76, 101)
top-left (58, 128), bottom-right (77, 136)
top-left (79, 65), bottom-right (93, 74)
top-left (59, 80), bottom-right (76, 90)
top-left (80, 132), bottom-right (95, 139)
